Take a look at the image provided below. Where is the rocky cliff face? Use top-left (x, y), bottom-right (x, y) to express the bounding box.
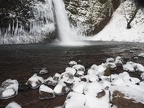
top-left (0, 0), bottom-right (55, 44)
top-left (64, 0), bottom-right (120, 36)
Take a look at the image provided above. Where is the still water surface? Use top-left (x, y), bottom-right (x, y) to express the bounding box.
top-left (0, 41), bottom-right (144, 108)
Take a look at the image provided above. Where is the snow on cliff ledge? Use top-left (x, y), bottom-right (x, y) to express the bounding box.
top-left (92, 0), bottom-right (144, 42)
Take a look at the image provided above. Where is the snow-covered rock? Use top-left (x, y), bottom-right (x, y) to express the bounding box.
top-left (81, 75), bottom-right (99, 82)
top-left (65, 67), bottom-right (76, 75)
top-left (106, 58), bottom-right (115, 63)
top-left (72, 64), bottom-right (85, 72)
top-left (39, 84), bottom-right (55, 100)
top-left (106, 62), bottom-right (117, 70)
top-left (60, 72), bottom-right (74, 84)
top-left (53, 73), bottom-right (61, 81)
top-left (39, 67), bottom-right (48, 74)
top-left (0, 79), bottom-right (19, 99)
top-left (115, 56), bottom-right (123, 66)
top-left (64, 92), bottom-right (86, 108)
top-left (123, 62), bottom-right (135, 72)
top-left (72, 82), bottom-right (86, 94)
top-left (138, 53), bottom-right (144, 57)
top-left (75, 70), bottom-right (84, 77)
top-left (123, 61), bottom-right (144, 72)
top-left (5, 101), bottom-right (22, 108)
top-left (69, 61), bottom-right (77, 67)
top-left (26, 74), bottom-right (44, 89)
top-left (54, 82), bottom-right (69, 95)
top-left (44, 76), bottom-right (58, 86)
top-left (141, 73), bottom-right (144, 80)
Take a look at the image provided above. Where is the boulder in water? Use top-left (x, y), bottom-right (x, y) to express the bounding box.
top-left (26, 74), bottom-right (44, 89)
top-left (39, 67), bottom-right (48, 75)
top-left (39, 84), bottom-right (55, 100)
top-left (0, 79), bottom-right (18, 99)
top-left (5, 101), bottom-right (22, 108)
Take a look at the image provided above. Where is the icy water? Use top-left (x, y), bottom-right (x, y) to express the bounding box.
top-left (0, 41), bottom-right (144, 108)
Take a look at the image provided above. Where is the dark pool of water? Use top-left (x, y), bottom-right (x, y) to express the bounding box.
top-left (0, 41), bottom-right (144, 108)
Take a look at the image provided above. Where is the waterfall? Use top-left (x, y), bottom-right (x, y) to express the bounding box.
top-left (53, 0), bottom-right (77, 45)
top-left (0, 0), bottom-right (85, 45)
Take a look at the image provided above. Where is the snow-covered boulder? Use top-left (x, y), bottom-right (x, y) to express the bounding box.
top-left (64, 92), bottom-right (86, 108)
top-left (81, 75), bottom-right (99, 82)
top-left (115, 56), bottom-right (123, 66)
top-left (53, 73), bottom-right (61, 81)
top-left (83, 82), bottom-right (105, 98)
top-left (65, 67), bottom-right (76, 75)
top-left (72, 82), bottom-right (86, 94)
top-left (39, 84), bottom-right (55, 100)
top-left (0, 79), bottom-right (19, 99)
top-left (141, 73), bottom-right (144, 80)
top-left (123, 62), bottom-right (135, 72)
top-left (5, 101), bottom-right (22, 108)
top-left (72, 64), bottom-right (85, 72)
top-left (26, 74), bottom-right (44, 89)
top-left (54, 82), bottom-right (69, 95)
top-left (69, 61), bottom-right (77, 67)
top-left (106, 58), bottom-right (115, 63)
top-left (60, 72), bottom-right (74, 85)
top-left (44, 76), bottom-right (58, 86)
top-left (39, 67), bottom-right (48, 75)
top-left (138, 53), bottom-right (144, 57)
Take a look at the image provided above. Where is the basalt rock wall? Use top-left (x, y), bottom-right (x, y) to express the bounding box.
top-left (64, 0), bottom-right (120, 36)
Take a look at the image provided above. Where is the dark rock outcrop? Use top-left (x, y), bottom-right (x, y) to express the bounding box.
top-left (64, 0), bottom-right (120, 36)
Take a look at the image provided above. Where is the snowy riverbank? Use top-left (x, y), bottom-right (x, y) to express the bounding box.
top-left (92, 0), bottom-right (144, 42)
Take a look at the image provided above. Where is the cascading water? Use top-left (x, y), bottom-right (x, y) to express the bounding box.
top-left (52, 0), bottom-right (78, 45)
top-left (0, 0), bottom-right (84, 45)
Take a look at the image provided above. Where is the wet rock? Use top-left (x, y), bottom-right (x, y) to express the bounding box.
top-left (96, 90), bottom-right (106, 98)
top-left (18, 84), bottom-right (30, 92)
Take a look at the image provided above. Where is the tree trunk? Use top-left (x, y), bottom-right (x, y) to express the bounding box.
top-left (127, 6), bottom-right (140, 29)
